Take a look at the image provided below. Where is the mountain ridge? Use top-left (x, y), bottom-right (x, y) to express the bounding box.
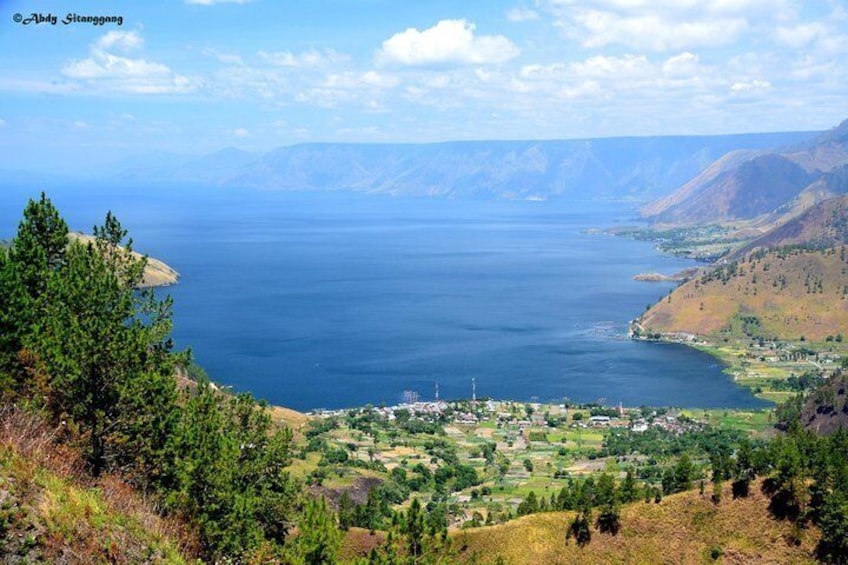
top-left (107, 131), bottom-right (818, 201)
top-left (642, 119), bottom-right (848, 225)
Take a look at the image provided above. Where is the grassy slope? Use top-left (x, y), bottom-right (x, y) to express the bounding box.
top-left (450, 481), bottom-right (818, 565)
top-left (640, 246), bottom-right (848, 341)
top-left (0, 409), bottom-right (193, 564)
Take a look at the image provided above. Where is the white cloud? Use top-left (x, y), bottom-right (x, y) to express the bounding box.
top-left (556, 80), bottom-right (604, 100)
top-left (0, 118), bottom-right (6, 127)
top-left (789, 56), bottom-right (837, 81)
top-left (506, 8), bottom-right (540, 22)
top-left (62, 31), bottom-right (196, 94)
top-left (288, 69), bottom-right (399, 110)
top-left (774, 23), bottom-right (828, 48)
top-left (233, 127), bottom-right (250, 137)
top-left (662, 52), bottom-right (700, 76)
top-left (569, 54), bottom-right (652, 79)
top-left (377, 19), bottom-right (520, 66)
top-left (509, 50), bottom-right (722, 107)
top-left (549, 0), bottom-right (783, 18)
top-left (73, 120), bottom-right (90, 129)
top-left (542, 0), bottom-right (803, 52)
top-left (258, 49), bottom-right (348, 68)
top-left (202, 48), bottom-right (244, 65)
top-left (730, 79), bottom-right (771, 93)
top-left (359, 70), bottom-right (400, 88)
top-left (560, 9), bottom-right (747, 51)
top-left (96, 31), bottom-right (144, 52)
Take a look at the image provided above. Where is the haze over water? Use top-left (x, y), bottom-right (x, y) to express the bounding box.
top-left (1, 185), bottom-right (768, 411)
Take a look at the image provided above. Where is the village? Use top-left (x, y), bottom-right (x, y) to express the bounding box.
top-left (295, 390), bottom-right (763, 528)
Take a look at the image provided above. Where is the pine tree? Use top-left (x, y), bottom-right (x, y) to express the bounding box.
top-left (0, 193), bottom-right (68, 391)
top-left (403, 498), bottom-right (425, 561)
top-left (36, 212), bottom-right (177, 477)
top-left (567, 507), bottom-right (592, 546)
top-left (595, 474), bottom-right (621, 535)
top-left (8, 192), bottom-right (68, 301)
top-left (338, 491), bottom-right (355, 530)
top-left (621, 468), bottom-right (638, 503)
top-left (286, 497), bottom-right (342, 565)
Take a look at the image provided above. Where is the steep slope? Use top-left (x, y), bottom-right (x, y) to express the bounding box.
top-left (643, 118), bottom-right (848, 225)
top-left (110, 131), bottom-right (817, 201)
top-left (452, 482), bottom-right (818, 564)
top-left (732, 193), bottom-right (848, 258)
top-left (639, 149), bottom-right (759, 217)
top-left (638, 246), bottom-right (848, 341)
top-left (798, 373), bottom-right (848, 435)
top-left (0, 408), bottom-right (193, 563)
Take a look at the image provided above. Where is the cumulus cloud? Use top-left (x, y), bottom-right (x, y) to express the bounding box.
top-left (233, 127), bottom-right (250, 137)
top-left (62, 31), bottom-right (196, 94)
top-left (377, 19), bottom-right (520, 66)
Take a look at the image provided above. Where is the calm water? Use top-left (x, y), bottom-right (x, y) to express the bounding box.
top-left (1, 184), bottom-right (768, 410)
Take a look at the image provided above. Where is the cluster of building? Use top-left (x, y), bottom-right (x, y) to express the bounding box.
top-left (312, 398), bottom-right (705, 436)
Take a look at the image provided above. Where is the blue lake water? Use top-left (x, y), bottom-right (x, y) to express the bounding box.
top-left (0, 184), bottom-right (769, 411)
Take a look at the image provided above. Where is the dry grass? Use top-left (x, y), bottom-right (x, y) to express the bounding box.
top-left (268, 405), bottom-right (311, 439)
top-left (339, 527), bottom-right (386, 562)
top-left (642, 247), bottom-right (848, 341)
top-left (0, 406), bottom-right (197, 563)
top-left (452, 481), bottom-right (819, 564)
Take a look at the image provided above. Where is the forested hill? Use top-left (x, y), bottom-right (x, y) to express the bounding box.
top-left (110, 131), bottom-right (816, 200)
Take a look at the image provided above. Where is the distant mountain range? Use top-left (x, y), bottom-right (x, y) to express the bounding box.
top-left (101, 132), bottom-right (818, 201)
top-left (642, 119), bottom-right (848, 225)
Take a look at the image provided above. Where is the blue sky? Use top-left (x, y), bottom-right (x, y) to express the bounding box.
top-left (1, 0), bottom-right (847, 172)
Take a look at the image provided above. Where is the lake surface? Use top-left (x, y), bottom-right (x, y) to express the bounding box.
top-left (1, 184), bottom-right (769, 410)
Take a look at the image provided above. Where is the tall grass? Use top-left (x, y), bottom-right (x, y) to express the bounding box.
top-left (0, 405), bottom-right (200, 561)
